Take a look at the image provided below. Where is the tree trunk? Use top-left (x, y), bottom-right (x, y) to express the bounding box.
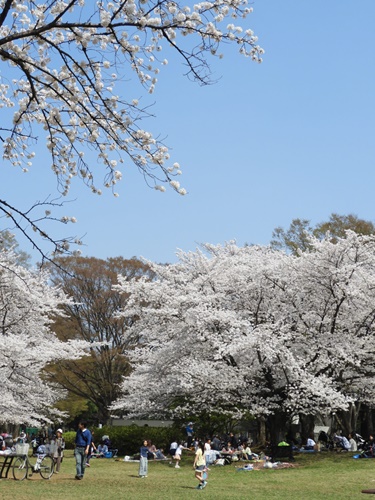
top-left (257, 417), bottom-right (266, 446)
top-left (299, 414), bottom-right (315, 444)
top-left (267, 412), bottom-right (288, 445)
top-left (360, 405), bottom-right (374, 438)
top-left (334, 402), bottom-right (361, 436)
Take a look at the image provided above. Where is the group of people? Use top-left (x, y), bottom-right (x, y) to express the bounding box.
top-left (178, 430), bottom-right (259, 464)
top-left (139, 438), bottom-right (208, 489)
top-left (332, 432), bottom-right (375, 455)
top-left (219, 440), bottom-right (259, 461)
top-left (334, 434), bottom-right (357, 452)
top-left (0, 429), bottom-right (66, 473)
top-left (147, 426), bottom-right (260, 489)
top-left (298, 431), bottom-right (361, 453)
top-left (12, 419), bottom-right (371, 488)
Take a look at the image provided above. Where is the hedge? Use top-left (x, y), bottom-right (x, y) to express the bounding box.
top-left (63, 425), bottom-right (184, 456)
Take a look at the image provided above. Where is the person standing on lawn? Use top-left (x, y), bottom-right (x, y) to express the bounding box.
top-left (193, 441), bottom-right (207, 489)
top-left (139, 440), bottom-right (150, 478)
top-left (86, 430), bottom-right (97, 467)
top-left (74, 421), bottom-right (92, 480)
top-left (173, 442), bottom-right (189, 468)
top-left (185, 422), bottom-right (194, 447)
top-left (169, 439), bottom-right (178, 458)
top-left (52, 429), bottom-right (65, 474)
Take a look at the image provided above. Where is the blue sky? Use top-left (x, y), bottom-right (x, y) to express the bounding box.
top-left (1, 0), bottom-right (374, 264)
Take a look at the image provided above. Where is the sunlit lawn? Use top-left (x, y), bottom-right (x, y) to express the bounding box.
top-left (4, 451), bottom-right (375, 499)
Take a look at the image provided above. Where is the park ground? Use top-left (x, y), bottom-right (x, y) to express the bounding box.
top-left (4, 452), bottom-right (375, 499)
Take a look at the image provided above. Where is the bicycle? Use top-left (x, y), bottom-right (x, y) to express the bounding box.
top-left (12, 448), bottom-right (54, 480)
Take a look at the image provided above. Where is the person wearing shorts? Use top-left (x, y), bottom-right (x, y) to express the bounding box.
top-left (193, 441), bottom-right (207, 489)
top-left (174, 442), bottom-right (188, 468)
top-left (169, 440), bottom-right (178, 458)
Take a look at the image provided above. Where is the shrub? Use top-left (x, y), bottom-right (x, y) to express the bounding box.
top-left (64, 425), bottom-right (184, 455)
top-left (63, 431), bottom-right (76, 450)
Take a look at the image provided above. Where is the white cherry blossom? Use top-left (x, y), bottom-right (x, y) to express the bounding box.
top-left (0, 249), bottom-right (90, 424)
top-left (112, 233), bottom-right (375, 433)
top-left (0, 0), bottom-right (263, 198)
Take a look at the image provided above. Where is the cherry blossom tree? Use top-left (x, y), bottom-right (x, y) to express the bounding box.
top-left (112, 233), bottom-right (375, 440)
top-left (0, 248), bottom-right (90, 425)
top-left (0, 0), bottom-right (263, 259)
top-left (279, 231), bottom-right (375, 435)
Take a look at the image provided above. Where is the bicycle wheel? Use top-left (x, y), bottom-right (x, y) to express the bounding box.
top-left (12, 456), bottom-right (28, 481)
top-left (39, 455), bottom-right (54, 479)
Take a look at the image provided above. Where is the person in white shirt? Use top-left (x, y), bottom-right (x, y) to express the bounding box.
top-left (169, 440), bottom-right (178, 458)
top-left (348, 433), bottom-right (357, 452)
top-left (243, 442), bottom-right (259, 460)
top-left (334, 434), bottom-right (350, 451)
top-left (305, 435), bottom-right (316, 450)
top-left (173, 442), bottom-right (188, 468)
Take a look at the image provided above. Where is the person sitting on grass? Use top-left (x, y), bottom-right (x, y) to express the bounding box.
top-left (334, 434), bottom-right (350, 452)
top-left (146, 440), bottom-right (166, 460)
top-left (348, 433), bottom-right (357, 452)
top-left (364, 435), bottom-right (375, 457)
top-left (221, 442), bottom-right (235, 455)
top-left (97, 443), bottom-right (109, 456)
top-left (304, 434), bottom-right (316, 451)
top-left (243, 442), bottom-right (259, 460)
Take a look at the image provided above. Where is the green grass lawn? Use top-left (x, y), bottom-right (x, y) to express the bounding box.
top-left (3, 451), bottom-right (375, 499)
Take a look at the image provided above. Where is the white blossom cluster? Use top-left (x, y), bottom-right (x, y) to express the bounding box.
top-left (112, 232), bottom-right (375, 421)
top-left (0, 0), bottom-right (263, 196)
top-left (0, 248), bottom-right (90, 424)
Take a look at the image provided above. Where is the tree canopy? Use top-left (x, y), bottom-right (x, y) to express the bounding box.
top-left (0, 229), bottom-right (30, 266)
top-left (112, 233), bottom-right (375, 439)
top-left (0, 248), bottom-right (89, 424)
top-left (45, 255), bottom-right (154, 423)
top-left (0, 0), bottom-right (263, 259)
top-left (270, 213), bottom-right (375, 255)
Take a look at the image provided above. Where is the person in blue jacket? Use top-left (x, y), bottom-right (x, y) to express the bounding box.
top-left (185, 422), bottom-right (194, 447)
top-left (74, 421), bottom-right (92, 480)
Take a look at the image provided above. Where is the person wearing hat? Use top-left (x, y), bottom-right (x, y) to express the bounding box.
top-left (185, 422), bottom-right (194, 448)
top-left (52, 429), bottom-right (65, 473)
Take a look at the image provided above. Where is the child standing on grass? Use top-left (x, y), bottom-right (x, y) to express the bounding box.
top-left (173, 442), bottom-right (188, 468)
top-left (193, 441), bottom-right (207, 489)
top-left (139, 440), bottom-right (149, 478)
